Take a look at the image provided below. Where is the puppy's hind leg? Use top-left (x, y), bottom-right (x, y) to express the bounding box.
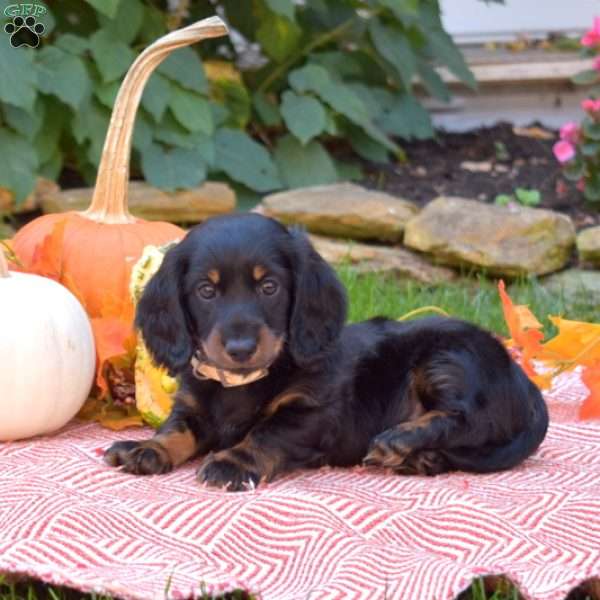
top-left (363, 411), bottom-right (463, 475)
top-left (363, 356), bottom-right (472, 475)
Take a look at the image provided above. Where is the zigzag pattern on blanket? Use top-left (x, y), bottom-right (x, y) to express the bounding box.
top-left (0, 371), bottom-right (598, 600)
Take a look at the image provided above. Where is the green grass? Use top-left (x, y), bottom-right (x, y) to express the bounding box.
top-left (339, 268), bottom-right (598, 336)
top-left (1, 275), bottom-right (597, 600)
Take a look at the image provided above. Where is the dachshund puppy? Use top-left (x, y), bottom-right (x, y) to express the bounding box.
top-left (105, 214), bottom-right (549, 491)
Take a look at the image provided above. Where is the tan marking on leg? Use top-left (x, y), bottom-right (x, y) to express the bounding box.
top-left (263, 387), bottom-right (317, 418)
top-left (207, 269), bottom-right (220, 284)
top-left (398, 410), bottom-right (448, 433)
top-left (253, 265), bottom-right (266, 281)
top-left (153, 429), bottom-right (198, 467)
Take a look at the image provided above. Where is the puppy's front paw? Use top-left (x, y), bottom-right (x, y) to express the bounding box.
top-left (197, 452), bottom-right (260, 492)
top-left (104, 440), bottom-right (173, 475)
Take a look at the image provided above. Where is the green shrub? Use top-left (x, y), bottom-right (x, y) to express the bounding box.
top-left (0, 0), bottom-right (478, 203)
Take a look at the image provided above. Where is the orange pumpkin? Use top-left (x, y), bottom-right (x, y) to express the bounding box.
top-left (10, 17), bottom-right (228, 399)
top-left (12, 17), bottom-right (228, 319)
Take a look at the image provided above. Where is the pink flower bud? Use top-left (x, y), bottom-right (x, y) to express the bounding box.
top-left (577, 178), bottom-right (586, 192)
top-left (581, 98), bottom-right (600, 117)
top-left (581, 17), bottom-right (600, 47)
top-left (553, 140), bottom-right (576, 164)
top-left (559, 122), bottom-right (580, 143)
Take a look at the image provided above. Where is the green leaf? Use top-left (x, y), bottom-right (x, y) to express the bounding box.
top-left (280, 91), bottom-right (327, 145)
top-left (514, 188), bottom-right (541, 206)
top-left (3, 102), bottom-right (44, 139)
top-left (158, 47), bottom-right (208, 95)
top-left (253, 92), bottom-right (282, 127)
top-left (495, 194), bottom-right (513, 206)
top-left (212, 80), bottom-right (252, 129)
top-left (289, 64), bottom-right (398, 152)
top-left (257, 11), bottom-right (301, 63)
top-left (169, 87), bottom-right (214, 135)
top-left (0, 40), bottom-right (37, 111)
top-left (39, 151), bottom-right (63, 181)
top-left (54, 34), bottom-right (89, 54)
top-left (95, 80), bottom-right (120, 109)
top-left (583, 119), bottom-right (600, 141)
top-left (335, 159), bottom-right (363, 181)
top-left (142, 73), bottom-right (172, 122)
top-left (347, 127), bottom-right (389, 163)
top-left (583, 171), bottom-right (600, 202)
top-left (563, 158), bottom-right (586, 182)
top-left (264, 0), bottom-right (296, 21)
top-left (0, 128), bottom-right (38, 203)
top-left (72, 99), bottom-right (110, 166)
top-left (274, 135), bottom-right (338, 189)
top-left (572, 69), bottom-right (599, 86)
top-left (417, 60), bottom-right (450, 102)
top-left (380, 0), bottom-right (420, 21)
top-left (133, 110), bottom-right (153, 151)
top-left (369, 19), bottom-right (417, 88)
top-left (214, 128), bottom-right (281, 192)
top-left (35, 102), bottom-right (65, 165)
top-left (141, 143), bottom-right (207, 190)
top-left (84, 0), bottom-right (121, 18)
top-left (377, 93), bottom-right (433, 140)
top-left (97, 0), bottom-right (144, 44)
top-left (36, 46), bottom-right (92, 110)
top-left (90, 29), bottom-right (135, 83)
top-left (426, 29), bottom-right (476, 89)
top-left (582, 142), bottom-right (600, 157)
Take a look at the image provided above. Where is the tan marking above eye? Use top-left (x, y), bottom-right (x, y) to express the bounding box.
top-left (207, 269), bottom-right (220, 284)
top-left (253, 265), bottom-right (266, 281)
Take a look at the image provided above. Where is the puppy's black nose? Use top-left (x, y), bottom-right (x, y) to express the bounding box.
top-left (225, 338), bottom-right (257, 363)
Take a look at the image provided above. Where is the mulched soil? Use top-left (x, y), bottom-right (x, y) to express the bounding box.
top-left (361, 122), bottom-right (600, 230)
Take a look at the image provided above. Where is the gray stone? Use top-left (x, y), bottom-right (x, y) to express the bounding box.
top-left (577, 226), bottom-right (600, 267)
top-left (404, 196), bottom-right (575, 276)
top-left (41, 181), bottom-right (236, 223)
top-left (542, 269), bottom-right (600, 310)
top-left (310, 235), bottom-right (456, 284)
top-left (261, 183), bottom-right (418, 242)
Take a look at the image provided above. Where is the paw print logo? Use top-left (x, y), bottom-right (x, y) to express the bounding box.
top-left (4, 16), bottom-right (45, 48)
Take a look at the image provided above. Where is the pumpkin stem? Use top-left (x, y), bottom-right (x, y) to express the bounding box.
top-left (83, 16), bottom-right (228, 225)
top-left (0, 247), bottom-right (9, 278)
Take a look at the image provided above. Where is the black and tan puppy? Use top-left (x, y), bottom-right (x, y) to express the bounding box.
top-left (105, 214), bottom-right (549, 490)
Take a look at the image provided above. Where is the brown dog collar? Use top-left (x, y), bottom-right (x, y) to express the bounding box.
top-left (190, 350), bottom-right (268, 387)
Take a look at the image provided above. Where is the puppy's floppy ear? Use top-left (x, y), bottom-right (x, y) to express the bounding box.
top-left (135, 245), bottom-right (194, 376)
top-left (288, 228), bottom-right (347, 366)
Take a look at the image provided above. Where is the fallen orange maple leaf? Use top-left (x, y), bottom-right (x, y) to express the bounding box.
top-left (497, 281), bottom-right (600, 419)
top-left (580, 362), bottom-right (600, 420)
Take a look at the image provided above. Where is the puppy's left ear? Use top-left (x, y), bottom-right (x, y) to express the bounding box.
top-left (288, 229), bottom-right (347, 366)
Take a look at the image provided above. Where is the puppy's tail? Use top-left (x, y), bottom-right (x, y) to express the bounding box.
top-left (445, 372), bottom-right (549, 473)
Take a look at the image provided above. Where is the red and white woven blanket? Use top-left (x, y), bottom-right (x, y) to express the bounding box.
top-left (1, 369), bottom-right (599, 600)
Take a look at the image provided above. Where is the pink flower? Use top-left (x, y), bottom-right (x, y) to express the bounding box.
top-left (577, 178), bottom-right (586, 192)
top-left (581, 98), bottom-right (600, 117)
top-left (581, 17), bottom-right (600, 47)
top-left (594, 56), bottom-right (600, 72)
top-left (559, 122), bottom-right (580, 143)
top-left (553, 140), bottom-right (576, 164)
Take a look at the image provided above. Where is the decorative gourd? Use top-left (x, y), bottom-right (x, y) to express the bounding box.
top-left (11, 16), bottom-right (228, 320)
top-left (0, 250), bottom-right (95, 440)
top-left (130, 244), bottom-right (178, 427)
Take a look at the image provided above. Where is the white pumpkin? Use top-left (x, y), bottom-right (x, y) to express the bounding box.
top-left (0, 251), bottom-right (96, 441)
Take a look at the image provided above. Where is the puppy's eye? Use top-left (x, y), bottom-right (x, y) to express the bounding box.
top-left (197, 283), bottom-right (216, 299)
top-left (260, 279), bottom-right (278, 296)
